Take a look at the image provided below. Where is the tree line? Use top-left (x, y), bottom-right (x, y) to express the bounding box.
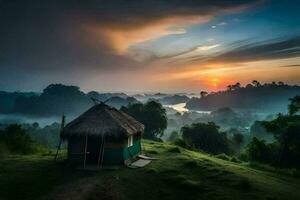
top-left (187, 81), bottom-right (300, 113)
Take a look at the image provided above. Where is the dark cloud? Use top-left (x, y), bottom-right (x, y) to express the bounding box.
top-left (0, 0), bottom-right (261, 90)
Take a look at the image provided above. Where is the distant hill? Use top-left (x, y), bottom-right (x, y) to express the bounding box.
top-left (0, 84), bottom-right (138, 117)
top-left (186, 82), bottom-right (300, 113)
top-left (105, 96), bottom-right (139, 109)
top-left (87, 91), bottom-right (129, 101)
top-left (0, 91), bottom-right (37, 113)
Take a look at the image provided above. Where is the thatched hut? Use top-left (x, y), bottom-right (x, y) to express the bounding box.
top-left (61, 102), bottom-right (144, 167)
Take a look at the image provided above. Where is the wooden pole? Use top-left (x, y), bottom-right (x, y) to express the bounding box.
top-left (97, 134), bottom-right (104, 168)
top-left (100, 136), bottom-right (105, 169)
top-left (54, 138), bottom-right (62, 161)
top-left (54, 114), bottom-right (65, 161)
top-left (83, 135), bottom-right (88, 169)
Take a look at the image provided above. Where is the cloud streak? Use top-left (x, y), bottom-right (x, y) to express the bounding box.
top-left (168, 35), bottom-right (300, 66)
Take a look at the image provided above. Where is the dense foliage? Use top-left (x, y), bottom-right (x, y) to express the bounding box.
top-left (22, 122), bottom-right (61, 148)
top-left (0, 124), bottom-right (43, 155)
top-left (246, 96), bottom-right (300, 168)
top-left (0, 84), bottom-right (138, 116)
top-left (121, 101), bottom-right (167, 140)
top-left (181, 122), bottom-right (230, 154)
top-left (186, 81), bottom-right (300, 113)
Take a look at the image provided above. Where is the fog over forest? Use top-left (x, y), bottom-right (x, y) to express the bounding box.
top-left (0, 81), bottom-right (299, 147)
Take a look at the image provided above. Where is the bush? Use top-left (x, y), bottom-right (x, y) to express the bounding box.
top-left (0, 141), bottom-right (9, 156)
top-left (173, 138), bottom-right (192, 149)
top-left (181, 122), bottom-right (230, 154)
top-left (246, 137), bottom-right (270, 163)
top-left (238, 151), bottom-right (249, 162)
top-left (0, 124), bottom-right (43, 155)
top-left (168, 131), bottom-right (179, 142)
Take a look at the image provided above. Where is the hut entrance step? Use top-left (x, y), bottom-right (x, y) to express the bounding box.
top-left (128, 159), bottom-right (152, 168)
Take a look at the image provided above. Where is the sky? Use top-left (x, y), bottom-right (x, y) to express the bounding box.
top-left (0, 0), bottom-right (300, 93)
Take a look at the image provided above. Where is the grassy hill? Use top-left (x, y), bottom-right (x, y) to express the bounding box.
top-left (1, 141), bottom-right (300, 200)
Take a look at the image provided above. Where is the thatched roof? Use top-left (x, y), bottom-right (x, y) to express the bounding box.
top-left (61, 103), bottom-right (144, 138)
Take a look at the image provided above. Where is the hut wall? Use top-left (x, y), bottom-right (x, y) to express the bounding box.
top-left (123, 137), bottom-right (141, 161)
top-left (102, 146), bottom-right (124, 165)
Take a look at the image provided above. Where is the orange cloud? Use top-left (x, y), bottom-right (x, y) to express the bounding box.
top-left (89, 15), bottom-right (211, 55)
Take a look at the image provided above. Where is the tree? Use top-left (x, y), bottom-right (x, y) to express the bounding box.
top-left (168, 131), bottom-right (179, 142)
top-left (288, 95), bottom-right (300, 116)
top-left (200, 91), bottom-right (208, 98)
top-left (227, 85), bottom-right (233, 91)
top-left (0, 124), bottom-right (39, 154)
top-left (246, 137), bottom-right (270, 163)
top-left (232, 82), bottom-right (241, 90)
top-left (252, 80), bottom-right (261, 87)
top-left (233, 133), bottom-right (244, 150)
top-left (261, 96), bottom-right (300, 167)
top-left (250, 121), bottom-right (273, 142)
top-left (181, 122), bottom-right (229, 154)
top-left (121, 101), bottom-right (167, 140)
top-left (245, 83), bottom-right (253, 88)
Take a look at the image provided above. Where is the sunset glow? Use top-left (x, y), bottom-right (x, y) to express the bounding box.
top-left (0, 0), bottom-right (299, 92)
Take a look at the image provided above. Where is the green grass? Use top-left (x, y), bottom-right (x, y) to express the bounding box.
top-left (1, 141), bottom-right (300, 200)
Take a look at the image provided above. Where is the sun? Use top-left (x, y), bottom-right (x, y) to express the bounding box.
top-left (212, 78), bottom-right (218, 88)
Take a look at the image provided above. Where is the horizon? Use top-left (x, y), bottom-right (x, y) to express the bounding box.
top-left (2, 80), bottom-right (299, 95)
top-left (1, 0), bottom-right (300, 92)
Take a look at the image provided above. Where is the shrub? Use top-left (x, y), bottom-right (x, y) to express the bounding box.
top-left (173, 138), bottom-right (191, 149)
top-left (0, 141), bottom-right (9, 156)
top-left (168, 131), bottom-right (179, 142)
top-left (246, 137), bottom-right (270, 163)
top-left (181, 122), bottom-right (230, 154)
top-left (0, 124), bottom-right (43, 155)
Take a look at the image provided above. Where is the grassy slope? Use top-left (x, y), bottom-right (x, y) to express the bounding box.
top-left (0, 141), bottom-right (300, 200)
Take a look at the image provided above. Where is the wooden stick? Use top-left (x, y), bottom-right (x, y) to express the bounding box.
top-left (54, 138), bottom-right (62, 161)
top-left (83, 136), bottom-right (88, 169)
top-left (54, 115), bottom-right (65, 161)
top-left (100, 136), bottom-right (105, 168)
top-left (97, 134), bottom-right (104, 168)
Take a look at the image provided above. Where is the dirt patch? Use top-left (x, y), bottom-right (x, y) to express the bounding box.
top-left (42, 177), bottom-right (98, 200)
top-left (42, 174), bottom-right (123, 200)
top-left (89, 178), bottom-right (123, 200)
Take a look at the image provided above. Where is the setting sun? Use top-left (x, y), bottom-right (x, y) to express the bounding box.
top-left (212, 78), bottom-right (218, 88)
